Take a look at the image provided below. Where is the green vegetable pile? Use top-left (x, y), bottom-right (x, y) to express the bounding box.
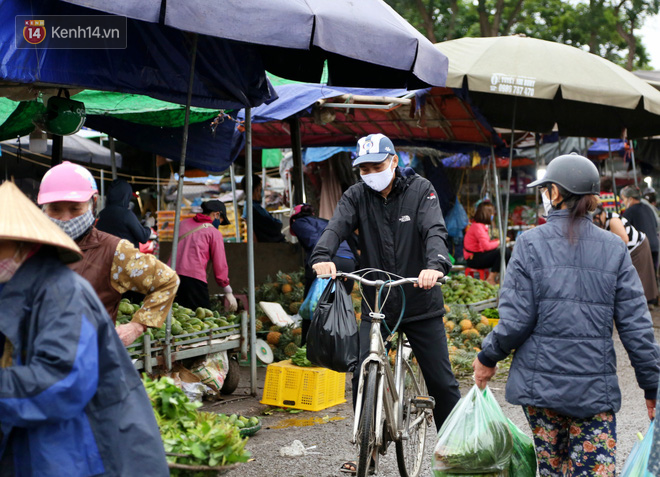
top-left (143, 375), bottom-right (250, 472)
top-left (481, 308), bottom-right (499, 320)
top-left (291, 345), bottom-right (313, 367)
top-left (443, 275), bottom-right (498, 304)
top-left (117, 299), bottom-right (241, 345)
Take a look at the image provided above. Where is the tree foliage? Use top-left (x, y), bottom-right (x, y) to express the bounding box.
top-left (385, 0), bottom-right (659, 69)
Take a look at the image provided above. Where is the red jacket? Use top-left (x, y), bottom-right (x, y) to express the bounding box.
top-left (463, 222), bottom-right (499, 259)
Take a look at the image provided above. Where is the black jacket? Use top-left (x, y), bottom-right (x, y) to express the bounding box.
top-left (310, 168), bottom-right (452, 324)
top-left (96, 180), bottom-right (151, 248)
top-left (623, 202), bottom-right (659, 253)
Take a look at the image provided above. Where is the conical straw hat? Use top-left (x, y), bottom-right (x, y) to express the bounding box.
top-left (0, 181), bottom-right (82, 263)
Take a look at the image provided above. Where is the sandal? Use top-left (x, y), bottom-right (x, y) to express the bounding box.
top-left (339, 461), bottom-right (357, 474)
top-left (339, 460), bottom-right (375, 475)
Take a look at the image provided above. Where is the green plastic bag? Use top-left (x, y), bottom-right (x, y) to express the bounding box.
top-left (432, 386), bottom-right (513, 477)
top-left (507, 419), bottom-right (536, 477)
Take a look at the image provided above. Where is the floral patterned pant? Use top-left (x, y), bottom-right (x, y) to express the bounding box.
top-left (523, 406), bottom-right (617, 477)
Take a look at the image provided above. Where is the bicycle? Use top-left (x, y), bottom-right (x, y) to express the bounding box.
top-left (319, 269), bottom-right (443, 477)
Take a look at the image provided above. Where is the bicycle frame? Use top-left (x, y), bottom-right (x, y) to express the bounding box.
top-left (352, 292), bottom-right (410, 448)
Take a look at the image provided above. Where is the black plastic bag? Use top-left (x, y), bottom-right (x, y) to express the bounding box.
top-left (306, 278), bottom-right (359, 372)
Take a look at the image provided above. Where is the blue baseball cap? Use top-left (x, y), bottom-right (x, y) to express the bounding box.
top-left (353, 134), bottom-right (397, 166)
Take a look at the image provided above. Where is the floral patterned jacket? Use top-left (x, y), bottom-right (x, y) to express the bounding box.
top-left (111, 240), bottom-right (179, 328)
top-left (71, 227), bottom-right (179, 328)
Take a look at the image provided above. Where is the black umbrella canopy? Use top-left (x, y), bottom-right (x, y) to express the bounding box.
top-left (435, 36), bottom-right (660, 138)
top-left (61, 0), bottom-right (449, 89)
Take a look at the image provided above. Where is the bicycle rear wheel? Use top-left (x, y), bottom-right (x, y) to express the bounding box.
top-left (395, 354), bottom-right (428, 477)
top-left (357, 361), bottom-right (379, 477)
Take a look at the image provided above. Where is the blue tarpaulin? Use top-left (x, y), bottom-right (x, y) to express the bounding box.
top-left (1, 0), bottom-right (275, 110)
top-left (588, 138), bottom-right (627, 154)
top-left (244, 84), bottom-right (408, 123)
top-left (303, 147), bottom-right (354, 165)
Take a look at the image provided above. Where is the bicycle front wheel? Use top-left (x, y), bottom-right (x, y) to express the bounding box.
top-left (395, 355), bottom-right (428, 477)
top-left (357, 361), bottom-right (379, 477)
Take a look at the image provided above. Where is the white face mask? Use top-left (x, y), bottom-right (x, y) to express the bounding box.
top-left (361, 159), bottom-right (395, 192)
top-left (542, 190), bottom-right (553, 216)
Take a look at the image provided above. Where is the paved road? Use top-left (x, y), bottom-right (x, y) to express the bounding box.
top-left (208, 316), bottom-right (660, 477)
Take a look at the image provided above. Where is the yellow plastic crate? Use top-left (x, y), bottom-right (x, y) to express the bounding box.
top-left (488, 318), bottom-right (500, 327)
top-left (261, 360), bottom-right (346, 411)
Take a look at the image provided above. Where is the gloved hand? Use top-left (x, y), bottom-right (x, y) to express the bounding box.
top-left (223, 285), bottom-right (238, 312)
top-left (225, 293), bottom-right (238, 312)
top-left (116, 322), bottom-right (146, 346)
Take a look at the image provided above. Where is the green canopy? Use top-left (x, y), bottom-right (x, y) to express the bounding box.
top-left (266, 63), bottom-right (328, 87)
top-left (261, 148), bottom-right (282, 167)
top-left (0, 92), bottom-right (222, 141)
top-left (73, 91), bottom-right (220, 127)
top-left (0, 99), bottom-right (45, 140)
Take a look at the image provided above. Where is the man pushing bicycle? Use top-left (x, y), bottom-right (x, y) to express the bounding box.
top-left (311, 134), bottom-right (461, 475)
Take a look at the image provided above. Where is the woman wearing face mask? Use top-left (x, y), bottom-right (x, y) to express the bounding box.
top-left (168, 200), bottom-right (238, 311)
top-left (592, 204), bottom-right (659, 305)
top-left (38, 162), bottom-right (179, 347)
top-left (473, 153), bottom-right (660, 477)
top-left (463, 201), bottom-right (511, 284)
top-left (0, 181), bottom-right (169, 477)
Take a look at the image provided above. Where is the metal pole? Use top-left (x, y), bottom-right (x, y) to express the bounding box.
top-left (230, 164), bottom-right (241, 242)
top-left (109, 136), bottom-right (117, 180)
top-left (166, 33), bottom-right (198, 371)
top-left (262, 164), bottom-right (266, 208)
top-left (492, 145), bottom-right (506, 281)
top-left (246, 108), bottom-right (258, 396)
top-left (52, 135), bottom-right (63, 166)
top-left (535, 134), bottom-right (540, 224)
top-left (156, 155), bottom-right (160, 216)
top-left (608, 139), bottom-right (620, 213)
top-left (501, 100), bottom-right (517, 282)
top-left (289, 117), bottom-right (304, 205)
top-left (99, 169), bottom-right (105, 213)
top-left (155, 156), bottom-right (160, 259)
top-left (630, 139), bottom-right (639, 188)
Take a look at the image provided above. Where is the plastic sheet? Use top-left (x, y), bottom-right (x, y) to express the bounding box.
top-left (432, 386), bottom-right (513, 476)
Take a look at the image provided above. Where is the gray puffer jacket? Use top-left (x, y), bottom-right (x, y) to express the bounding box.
top-left (480, 209), bottom-right (660, 418)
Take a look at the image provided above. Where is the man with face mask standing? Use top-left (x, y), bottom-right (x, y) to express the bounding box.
top-left (311, 134), bottom-right (461, 471)
top-left (38, 162), bottom-right (180, 346)
top-left (169, 200), bottom-right (238, 312)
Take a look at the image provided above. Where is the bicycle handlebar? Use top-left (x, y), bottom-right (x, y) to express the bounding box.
top-left (317, 271), bottom-right (445, 288)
